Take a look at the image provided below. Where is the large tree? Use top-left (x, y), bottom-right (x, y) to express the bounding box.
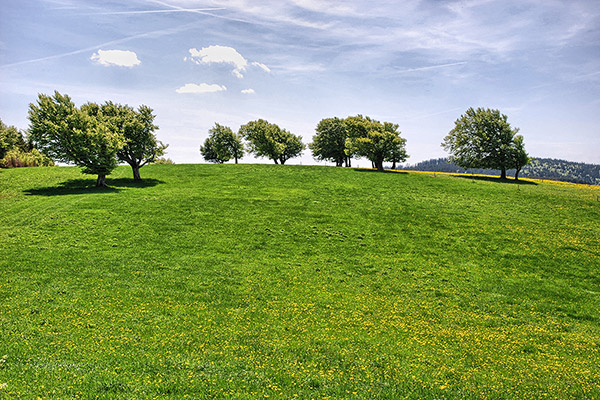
top-left (309, 117), bottom-right (351, 167)
top-left (28, 91), bottom-right (124, 187)
top-left (442, 107), bottom-right (528, 179)
top-left (200, 123), bottom-right (244, 164)
top-left (239, 119), bottom-right (304, 165)
top-left (344, 115), bottom-right (408, 171)
top-left (101, 102), bottom-right (166, 180)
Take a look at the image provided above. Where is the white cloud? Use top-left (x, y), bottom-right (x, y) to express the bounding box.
top-left (185, 45), bottom-right (271, 78)
top-left (241, 88), bottom-right (255, 94)
top-left (187, 45), bottom-right (248, 78)
top-left (176, 83), bottom-right (227, 94)
top-left (91, 49), bottom-right (141, 67)
top-left (251, 62), bottom-right (271, 73)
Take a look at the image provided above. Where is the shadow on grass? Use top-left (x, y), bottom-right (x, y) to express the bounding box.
top-left (353, 168), bottom-right (408, 175)
top-left (453, 175), bottom-right (538, 185)
top-left (24, 178), bottom-right (165, 196)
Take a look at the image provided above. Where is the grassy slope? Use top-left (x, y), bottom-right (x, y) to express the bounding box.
top-left (1, 164), bottom-right (599, 399)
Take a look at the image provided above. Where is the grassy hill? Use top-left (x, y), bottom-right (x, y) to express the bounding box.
top-left (1, 164), bottom-right (599, 399)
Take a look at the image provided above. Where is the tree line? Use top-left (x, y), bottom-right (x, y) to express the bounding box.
top-left (201, 115), bottom-right (409, 172)
top-left (404, 157), bottom-right (600, 186)
top-left (202, 107), bottom-right (530, 178)
top-left (3, 90), bottom-right (534, 185)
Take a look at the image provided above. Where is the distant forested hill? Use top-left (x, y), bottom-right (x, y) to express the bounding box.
top-left (402, 157), bottom-right (600, 185)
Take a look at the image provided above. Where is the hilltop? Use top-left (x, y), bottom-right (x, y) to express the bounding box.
top-left (403, 157), bottom-right (600, 185)
top-left (1, 164), bottom-right (599, 399)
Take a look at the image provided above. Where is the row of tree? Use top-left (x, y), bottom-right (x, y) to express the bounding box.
top-left (9, 92), bottom-right (530, 184)
top-left (200, 109), bottom-right (529, 179)
top-left (27, 91), bottom-right (167, 186)
top-left (201, 115), bottom-right (409, 172)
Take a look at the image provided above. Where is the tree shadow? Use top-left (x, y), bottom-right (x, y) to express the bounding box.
top-left (453, 175), bottom-right (538, 185)
top-left (353, 168), bottom-right (408, 175)
top-left (24, 178), bottom-right (165, 196)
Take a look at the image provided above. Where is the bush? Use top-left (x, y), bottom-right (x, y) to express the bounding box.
top-left (1, 148), bottom-right (55, 168)
top-left (152, 157), bottom-right (174, 165)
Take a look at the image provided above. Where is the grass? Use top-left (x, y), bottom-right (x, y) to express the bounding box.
top-left (1, 164), bottom-right (599, 399)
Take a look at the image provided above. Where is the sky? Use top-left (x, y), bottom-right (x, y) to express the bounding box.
top-left (1, 0), bottom-right (599, 166)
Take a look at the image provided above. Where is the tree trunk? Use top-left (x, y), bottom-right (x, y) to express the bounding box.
top-left (500, 168), bottom-right (507, 179)
top-left (274, 159), bottom-right (279, 164)
top-left (515, 168), bottom-right (520, 181)
top-left (375, 159), bottom-right (384, 172)
top-left (235, 156), bottom-right (238, 164)
top-left (280, 158), bottom-right (286, 165)
top-left (391, 161), bottom-right (396, 170)
top-left (132, 164), bottom-right (141, 180)
top-left (96, 174), bottom-right (107, 187)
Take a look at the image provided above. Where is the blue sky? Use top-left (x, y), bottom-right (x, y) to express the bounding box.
top-left (1, 0), bottom-right (599, 166)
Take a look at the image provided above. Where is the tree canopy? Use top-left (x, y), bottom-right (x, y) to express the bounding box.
top-left (28, 91), bottom-right (124, 186)
top-left (309, 117), bottom-right (350, 167)
top-left (102, 102), bottom-right (166, 180)
top-left (201, 123), bottom-right (244, 164)
top-left (344, 115), bottom-right (408, 171)
top-left (442, 107), bottom-right (530, 179)
top-left (239, 119), bottom-right (304, 165)
top-left (0, 119), bottom-right (27, 159)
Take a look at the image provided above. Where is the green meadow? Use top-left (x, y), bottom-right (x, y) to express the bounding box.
top-left (1, 164), bottom-right (599, 399)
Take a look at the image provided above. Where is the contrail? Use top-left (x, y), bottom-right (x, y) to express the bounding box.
top-left (393, 61), bottom-right (468, 74)
top-left (82, 7), bottom-right (226, 15)
top-left (0, 23), bottom-right (196, 69)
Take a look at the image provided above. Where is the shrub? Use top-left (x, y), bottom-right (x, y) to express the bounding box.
top-left (1, 148), bottom-right (55, 168)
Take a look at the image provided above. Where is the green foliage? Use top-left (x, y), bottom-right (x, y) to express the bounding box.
top-left (152, 157), bottom-right (174, 165)
top-left (1, 164), bottom-right (599, 398)
top-left (239, 119), bottom-right (305, 164)
top-left (0, 119), bottom-right (28, 159)
top-left (309, 117), bottom-right (350, 166)
top-left (200, 123), bottom-right (244, 164)
top-left (442, 107), bottom-right (529, 179)
top-left (28, 91), bottom-right (124, 186)
top-left (345, 115), bottom-right (408, 171)
top-left (1, 148), bottom-right (54, 168)
top-left (103, 102), bottom-right (167, 180)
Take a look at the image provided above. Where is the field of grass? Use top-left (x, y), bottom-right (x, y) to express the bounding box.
top-left (1, 164), bottom-right (599, 399)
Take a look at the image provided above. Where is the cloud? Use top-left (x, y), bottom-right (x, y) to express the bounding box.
top-left (251, 62), bottom-right (271, 73)
top-left (185, 45), bottom-right (271, 78)
top-left (176, 83), bottom-right (227, 94)
top-left (187, 45), bottom-right (248, 78)
top-left (91, 49), bottom-right (141, 67)
top-left (241, 88), bottom-right (255, 94)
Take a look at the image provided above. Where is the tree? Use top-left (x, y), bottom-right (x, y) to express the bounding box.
top-left (102, 102), bottom-right (167, 180)
top-left (510, 135), bottom-right (531, 181)
top-left (239, 119), bottom-right (305, 164)
top-left (28, 91), bottom-right (124, 187)
top-left (0, 119), bottom-right (27, 159)
top-left (309, 117), bottom-right (351, 167)
top-left (344, 115), bottom-right (408, 171)
top-left (200, 123), bottom-right (244, 164)
top-left (442, 107), bottom-right (525, 179)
